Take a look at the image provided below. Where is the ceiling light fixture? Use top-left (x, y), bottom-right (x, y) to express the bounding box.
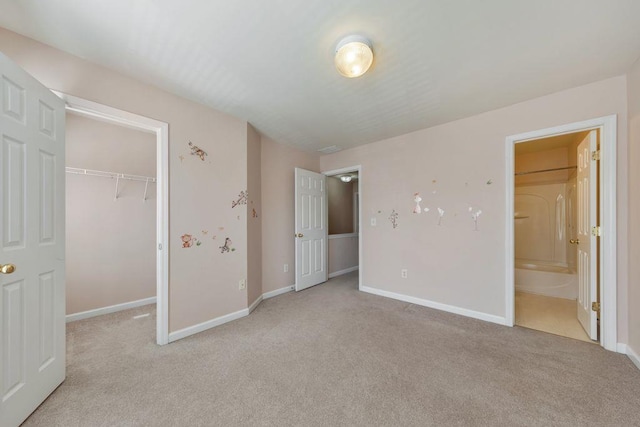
top-left (340, 175), bottom-right (352, 183)
top-left (334, 35), bottom-right (374, 78)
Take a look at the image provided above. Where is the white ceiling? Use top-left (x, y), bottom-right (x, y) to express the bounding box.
top-left (1, 0), bottom-right (639, 153)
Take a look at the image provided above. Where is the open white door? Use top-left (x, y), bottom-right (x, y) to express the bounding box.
top-left (0, 53), bottom-right (66, 426)
top-left (576, 130), bottom-right (597, 340)
top-left (294, 168), bottom-right (327, 291)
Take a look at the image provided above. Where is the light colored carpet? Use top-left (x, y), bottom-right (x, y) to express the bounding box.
top-left (23, 272), bottom-right (640, 426)
top-left (515, 291), bottom-right (592, 343)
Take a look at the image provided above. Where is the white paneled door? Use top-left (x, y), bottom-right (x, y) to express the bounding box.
top-left (294, 168), bottom-right (327, 291)
top-left (576, 130), bottom-right (597, 340)
top-left (0, 53), bottom-right (66, 426)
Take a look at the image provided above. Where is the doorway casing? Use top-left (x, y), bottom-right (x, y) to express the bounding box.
top-left (56, 92), bottom-right (170, 345)
top-left (322, 165), bottom-right (363, 290)
top-left (505, 115), bottom-right (617, 351)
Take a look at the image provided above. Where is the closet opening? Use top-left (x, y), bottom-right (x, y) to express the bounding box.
top-left (58, 93), bottom-right (169, 345)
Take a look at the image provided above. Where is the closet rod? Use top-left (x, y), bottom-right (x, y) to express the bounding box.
top-left (65, 167), bottom-right (156, 183)
top-left (515, 165), bottom-right (576, 176)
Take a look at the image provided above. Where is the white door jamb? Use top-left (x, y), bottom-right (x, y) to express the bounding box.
top-left (54, 92), bottom-right (170, 345)
top-left (322, 165), bottom-right (363, 291)
top-left (505, 115), bottom-right (617, 352)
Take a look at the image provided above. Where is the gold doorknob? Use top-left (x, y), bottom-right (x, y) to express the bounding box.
top-left (0, 264), bottom-right (16, 274)
top-left (297, 233), bottom-right (303, 238)
top-left (570, 239), bottom-right (580, 245)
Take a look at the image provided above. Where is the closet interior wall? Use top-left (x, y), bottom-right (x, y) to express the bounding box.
top-left (65, 113), bottom-right (157, 316)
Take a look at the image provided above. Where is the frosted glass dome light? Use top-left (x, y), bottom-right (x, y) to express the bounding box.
top-left (334, 36), bottom-right (373, 78)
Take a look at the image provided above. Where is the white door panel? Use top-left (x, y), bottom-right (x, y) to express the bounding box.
top-left (576, 130), bottom-right (597, 340)
top-left (295, 168), bottom-right (327, 291)
top-left (1, 52), bottom-right (66, 427)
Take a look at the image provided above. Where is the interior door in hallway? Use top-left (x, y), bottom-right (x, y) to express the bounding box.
top-left (294, 168), bottom-right (327, 291)
top-left (576, 130), bottom-right (597, 340)
top-left (0, 52), bottom-right (66, 427)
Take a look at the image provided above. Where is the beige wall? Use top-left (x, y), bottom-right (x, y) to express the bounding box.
top-left (328, 236), bottom-right (358, 275)
top-left (628, 57), bottom-right (640, 355)
top-left (247, 124), bottom-right (263, 306)
top-left (0, 28), bottom-right (250, 333)
top-left (261, 137), bottom-right (319, 293)
top-left (66, 113), bottom-right (156, 314)
top-left (515, 147), bottom-right (571, 186)
top-left (320, 76), bottom-right (629, 342)
top-left (328, 176), bottom-right (354, 234)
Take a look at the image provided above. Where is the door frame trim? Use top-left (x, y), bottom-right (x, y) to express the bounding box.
top-left (55, 92), bottom-right (170, 345)
top-left (322, 165), bottom-right (362, 291)
top-left (505, 115), bottom-right (617, 351)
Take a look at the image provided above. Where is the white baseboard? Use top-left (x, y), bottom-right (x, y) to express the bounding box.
top-left (626, 345), bottom-right (640, 371)
top-left (168, 308), bottom-right (249, 343)
top-left (329, 266), bottom-right (359, 279)
top-left (168, 286), bottom-right (294, 343)
top-left (66, 296), bottom-right (156, 323)
top-left (248, 295), bottom-right (263, 313)
top-left (263, 285), bottom-right (294, 299)
top-left (617, 343), bottom-right (627, 354)
top-left (360, 285), bottom-right (508, 326)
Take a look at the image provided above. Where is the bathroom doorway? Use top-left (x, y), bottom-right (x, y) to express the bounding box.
top-left (512, 130), bottom-right (595, 342)
top-left (505, 116), bottom-right (618, 351)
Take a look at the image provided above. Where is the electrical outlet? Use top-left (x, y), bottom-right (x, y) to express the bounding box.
top-left (284, 264), bottom-right (289, 273)
top-left (239, 279), bottom-right (246, 290)
top-left (371, 217), bottom-right (377, 226)
top-left (401, 269), bottom-right (408, 279)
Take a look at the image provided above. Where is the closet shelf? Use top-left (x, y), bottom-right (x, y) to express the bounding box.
top-left (66, 167), bottom-right (156, 201)
top-left (65, 167), bottom-right (156, 183)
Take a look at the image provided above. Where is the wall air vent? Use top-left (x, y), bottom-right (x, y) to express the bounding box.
top-left (317, 145), bottom-right (342, 154)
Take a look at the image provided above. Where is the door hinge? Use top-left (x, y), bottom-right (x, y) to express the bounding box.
top-left (591, 302), bottom-right (601, 312)
top-left (591, 150), bottom-right (601, 161)
top-left (591, 226), bottom-right (601, 236)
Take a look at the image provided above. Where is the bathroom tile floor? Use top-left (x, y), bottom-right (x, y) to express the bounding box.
top-left (515, 291), bottom-right (593, 343)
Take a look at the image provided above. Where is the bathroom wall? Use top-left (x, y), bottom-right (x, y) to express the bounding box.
top-left (515, 146), bottom-right (572, 186)
top-left (514, 137), bottom-right (585, 270)
top-left (66, 113), bottom-right (156, 315)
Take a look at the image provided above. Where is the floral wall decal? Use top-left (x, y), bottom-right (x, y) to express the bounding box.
top-left (389, 210), bottom-right (399, 229)
top-left (252, 208), bottom-right (258, 218)
top-left (188, 141), bottom-right (208, 161)
top-left (469, 207), bottom-right (483, 231)
top-left (413, 193), bottom-right (423, 214)
top-left (232, 191), bottom-right (248, 208)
